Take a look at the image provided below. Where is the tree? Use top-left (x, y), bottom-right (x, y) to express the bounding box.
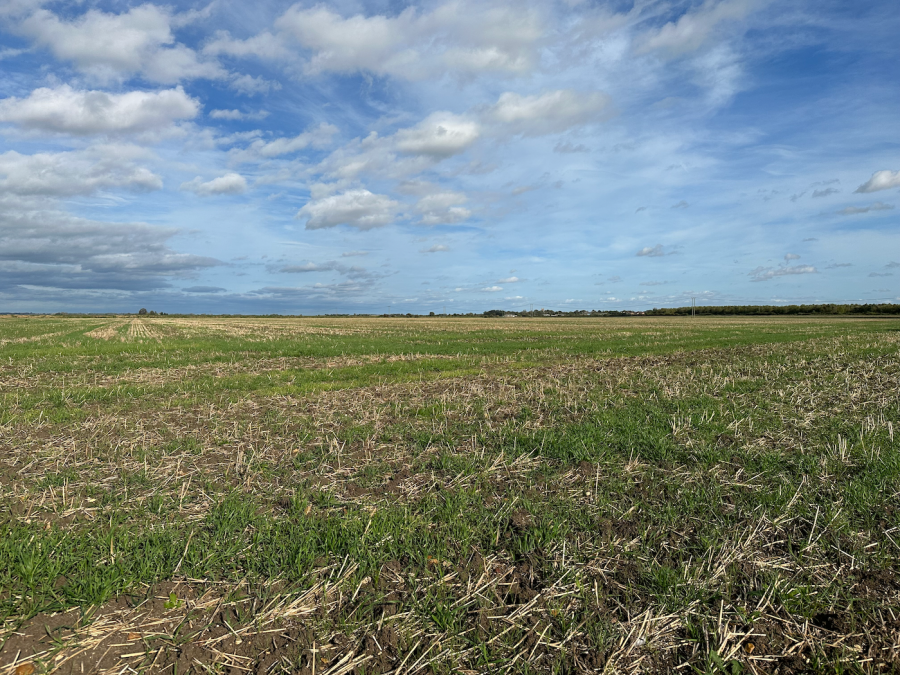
top-left (138, 308), bottom-right (148, 315)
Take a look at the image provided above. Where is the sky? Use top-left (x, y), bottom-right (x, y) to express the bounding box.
top-left (0, 0), bottom-right (897, 314)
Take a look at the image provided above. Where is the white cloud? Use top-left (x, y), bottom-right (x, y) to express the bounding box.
top-left (0, 145), bottom-right (161, 197)
top-left (488, 90), bottom-right (611, 135)
top-left (276, 260), bottom-right (377, 280)
top-left (275, 4), bottom-right (418, 76)
top-left (749, 264), bottom-right (817, 282)
top-left (636, 244), bottom-right (665, 257)
top-left (204, 31), bottom-right (293, 61)
top-left (855, 170), bottom-right (900, 193)
top-left (784, 253), bottom-right (800, 261)
top-left (423, 244), bottom-right (450, 252)
top-left (481, 285), bottom-right (503, 292)
top-left (210, 1), bottom-right (543, 80)
top-left (19, 5), bottom-right (226, 83)
top-left (505, 295), bottom-right (523, 300)
top-left (394, 112), bottom-right (480, 158)
top-left (251, 123), bottom-right (339, 158)
top-left (180, 173), bottom-right (247, 196)
top-left (636, 0), bottom-right (758, 56)
top-left (210, 109), bottom-right (269, 121)
top-left (297, 189), bottom-right (400, 230)
top-left (0, 85), bottom-right (198, 135)
top-left (229, 74), bottom-right (281, 96)
top-left (837, 202), bottom-right (894, 215)
top-left (314, 114), bottom-right (479, 183)
top-left (415, 191), bottom-right (471, 225)
top-left (498, 276), bottom-right (520, 283)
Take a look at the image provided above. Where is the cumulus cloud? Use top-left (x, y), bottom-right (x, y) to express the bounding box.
top-left (18, 5), bottom-right (227, 83)
top-left (227, 2), bottom-right (545, 80)
top-left (498, 276), bottom-right (520, 283)
top-left (297, 189), bottom-right (400, 230)
top-left (395, 113), bottom-right (480, 158)
top-left (636, 0), bottom-right (758, 56)
top-left (481, 285), bottom-right (503, 292)
top-left (837, 202), bottom-right (894, 215)
top-left (487, 90), bottom-right (611, 135)
top-left (423, 244), bottom-right (450, 253)
top-left (0, 145), bottom-right (162, 197)
top-left (784, 253), bottom-right (800, 261)
top-left (855, 170), bottom-right (900, 193)
top-left (314, 114), bottom-right (481, 183)
top-left (0, 85), bottom-right (199, 135)
top-left (415, 191), bottom-right (471, 225)
top-left (274, 5), bottom-right (420, 76)
top-left (749, 264), bottom-right (817, 282)
top-left (180, 173), bottom-right (247, 196)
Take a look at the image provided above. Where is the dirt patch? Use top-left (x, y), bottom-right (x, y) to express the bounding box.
top-left (0, 570), bottom-right (364, 675)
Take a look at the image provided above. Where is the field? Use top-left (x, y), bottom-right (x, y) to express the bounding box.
top-left (1, 315), bottom-right (899, 675)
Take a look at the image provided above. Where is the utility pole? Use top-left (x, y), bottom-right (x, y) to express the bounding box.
top-left (691, 297), bottom-right (696, 317)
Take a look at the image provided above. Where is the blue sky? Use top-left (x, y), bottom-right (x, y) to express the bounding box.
top-left (0, 0), bottom-right (897, 314)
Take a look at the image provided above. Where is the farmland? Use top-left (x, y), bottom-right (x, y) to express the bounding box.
top-left (1, 315), bottom-right (899, 674)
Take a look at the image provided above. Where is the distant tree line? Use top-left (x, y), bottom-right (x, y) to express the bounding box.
top-left (483, 309), bottom-right (644, 317)
top-left (646, 303), bottom-right (900, 316)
